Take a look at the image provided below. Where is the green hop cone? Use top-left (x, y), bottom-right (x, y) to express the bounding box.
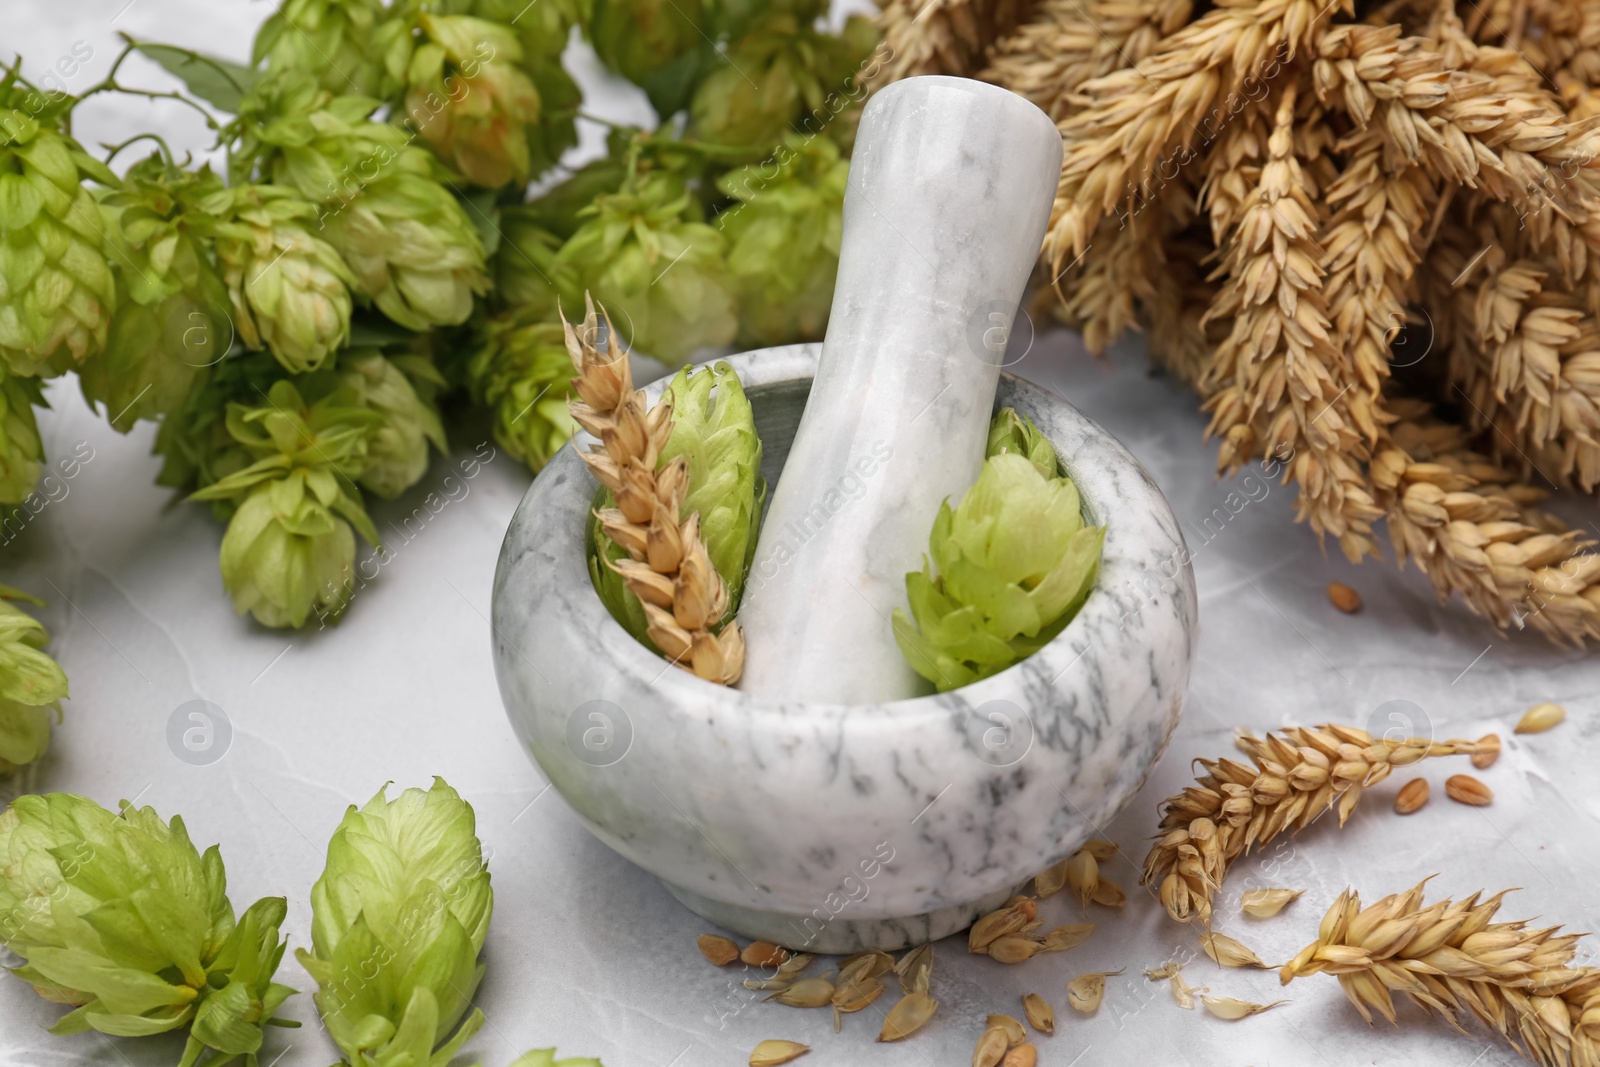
top-left (0, 371), bottom-right (45, 504)
top-left (716, 133), bottom-right (846, 346)
top-left (468, 312), bottom-right (575, 472)
top-left (80, 157), bottom-right (232, 431)
top-left (190, 379), bottom-right (382, 628)
top-left (342, 348), bottom-right (446, 498)
top-left (154, 350), bottom-right (287, 504)
top-left (591, 359), bottom-right (763, 644)
top-left (240, 79), bottom-right (490, 332)
top-left (207, 183), bottom-right (355, 373)
top-left (403, 14), bottom-right (541, 189)
top-left (491, 207), bottom-right (579, 320)
top-left (557, 175), bottom-right (736, 364)
top-left (588, 0), bottom-right (711, 116)
top-left (254, 0), bottom-right (394, 97)
top-left (893, 409), bottom-right (1105, 692)
top-left (508, 1051), bottom-right (603, 1067)
top-left (0, 587), bottom-right (66, 773)
top-left (298, 778), bottom-right (492, 1067)
top-left (0, 794), bottom-right (297, 1066)
top-left (0, 73), bottom-right (118, 378)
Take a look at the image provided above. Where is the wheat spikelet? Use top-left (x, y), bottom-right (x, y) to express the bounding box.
top-left (1141, 724), bottom-right (1492, 925)
top-left (870, 0), bottom-right (1032, 85)
top-left (1281, 881), bottom-right (1600, 1067)
top-left (980, 0), bottom-right (1194, 121)
top-left (564, 296), bottom-right (746, 685)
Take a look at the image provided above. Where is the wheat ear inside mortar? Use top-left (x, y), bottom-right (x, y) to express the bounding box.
top-left (736, 76), bottom-right (1064, 702)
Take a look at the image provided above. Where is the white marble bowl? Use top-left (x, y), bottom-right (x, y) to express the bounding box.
top-left (491, 344), bottom-right (1198, 952)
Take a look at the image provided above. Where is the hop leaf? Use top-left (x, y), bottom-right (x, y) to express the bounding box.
top-left (893, 409), bottom-right (1104, 691)
top-left (238, 77), bottom-right (491, 332)
top-left (79, 157), bottom-right (232, 431)
top-left (0, 76), bottom-right (118, 378)
top-left (191, 379), bottom-right (382, 628)
top-left (0, 794), bottom-right (296, 1064)
top-left (556, 175), bottom-right (737, 364)
top-left (402, 14), bottom-right (542, 189)
top-left (298, 778), bottom-right (493, 1067)
top-left (205, 183), bottom-right (356, 373)
top-left (468, 313), bottom-right (576, 472)
top-left (0, 589), bottom-right (65, 773)
top-left (253, 0), bottom-right (397, 98)
top-left (342, 348), bottom-right (446, 498)
top-left (716, 133), bottom-right (846, 346)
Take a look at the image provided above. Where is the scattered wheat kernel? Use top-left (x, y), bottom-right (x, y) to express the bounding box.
top-left (832, 976), bottom-right (885, 1014)
top-left (969, 899), bottom-right (1036, 953)
top-left (741, 941), bottom-right (789, 968)
top-left (988, 936), bottom-right (1045, 964)
top-left (1082, 838), bottom-right (1118, 860)
top-left (1090, 878), bottom-right (1127, 908)
top-left (767, 977), bottom-right (834, 1008)
top-left (1240, 888), bottom-right (1304, 918)
top-left (986, 1014), bottom-right (1026, 1046)
top-left (1327, 581), bottom-right (1362, 613)
top-left (896, 943), bottom-right (932, 995)
top-left (1446, 774), bottom-right (1494, 806)
top-left (1022, 992), bottom-right (1054, 1033)
top-left (1202, 996), bottom-right (1288, 1020)
top-left (1516, 702), bottom-right (1566, 734)
top-left (1066, 850), bottom-right (1099, 908)
top-left (749, 1040), bottom-right (809, 1066)
top-left (1199, 931), bottom-right (1268, 968)
top-left (1394, 777), bottom-right (1429, 814)
top-left (1067, 969), bottom-right (1123, 1013)
top-left (1042, 923), bottom-right (1095, 952)
top-left (1034, 858), bottom-right (1070, 898)
top-left (973, 1027), bottom-right (1008, 1067)
top-left (1001, 1044), bottom-right (1038, 1067)
top-left (698, 934), bottom-right (740, 966)
top-left (878, 991), bottom-right (938, 1041)
top-left (1145, 961), bottom-right (1180, 981)
top-left (775, 954), bottom-right (814, 979)
top-left (838, 951), bottom-right (893, 985)
top-left (1470, 733), bottom-right (1501, 770)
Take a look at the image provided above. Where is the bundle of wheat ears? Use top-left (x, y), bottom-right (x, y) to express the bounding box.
top-left (564, 297), bottom-right (747, 685)
top-left (872, 0), bottom-right (1600, 643)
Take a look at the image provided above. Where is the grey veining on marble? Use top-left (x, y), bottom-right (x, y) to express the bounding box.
top-left (491, 346), bottom-right (1198, 952)
top-left (736, 76), bottom-right (1065, 704)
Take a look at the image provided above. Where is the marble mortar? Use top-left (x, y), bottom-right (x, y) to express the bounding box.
top-left (492, 344), bottom-right (1198, 953)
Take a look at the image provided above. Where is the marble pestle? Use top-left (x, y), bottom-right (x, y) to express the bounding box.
top-left (737, 76), bottom-right (1063, 703)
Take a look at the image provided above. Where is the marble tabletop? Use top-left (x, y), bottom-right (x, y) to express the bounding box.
top-left (4, 4), bottom-right (1599, 1066)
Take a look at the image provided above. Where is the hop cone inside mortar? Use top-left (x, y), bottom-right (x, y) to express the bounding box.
top-left (468, 312), bottom-right (576, 472)
top-left (403, 14), bottom-right (541, 189)
top-left (0, 588), bottom-right (66, 773)
top-left (298, 778), bottom-right (493, 1067)
top-left (254, 0), bottom-right (395, 97)
top-left (716, 133), bottom-right (847, 346)
top-left (893, 410), bottom-right (1105, 692)
top-left (0, 793), bottom-right (296, 1065)
top-left (240, 77), bottom-right (490, 332)
top-left (206, 183), bottom-right (355, 373)
top-left (591, 360), bottom-right (762, 644)
top-left (80, 157), bottom-right (232, 431)
top-left (0, 371), bottom-right (45, 504)
top-left (190, 379), bottom-right (382, 628)
top-left (557, 174), bottom-right (736, 364)
top-left (0, 76), bottom-right (118, 378)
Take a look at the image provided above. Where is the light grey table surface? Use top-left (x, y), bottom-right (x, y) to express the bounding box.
top-left (4, 4), bottom-right (1598, 1066)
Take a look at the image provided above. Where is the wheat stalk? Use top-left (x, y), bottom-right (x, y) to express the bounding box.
top-left (1281, 881), bottom-right (1600, 1067)
top-left (564, 296), bottom-right (746, 685)
top-left (1141, 724), bottom-right (1491, 925)
top-left (869, 0), bottom-right (1031, 86)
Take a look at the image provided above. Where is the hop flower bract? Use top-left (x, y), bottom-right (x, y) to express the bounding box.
top-left (298, 778), bottom-right (493, 1067)
top-left (0, 793), bottom-right (295, 1067)
top-left (893, 409), bottom-right (1104, 691)
top-left (469, 312), bottom-right (576, 472)
top-left (0, 587), bottom-right (65, 773)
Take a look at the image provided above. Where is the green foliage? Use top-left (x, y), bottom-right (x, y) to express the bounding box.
top-left (0, 587), bottom-right (65, 773)
top-left (469, 312), bottom-right (576, 472)
top-left (298, 778), bottom-right (492, 1067)
top-left (894, 410), bottom-right (1105, 692)
top-left (0, 793), bottom-right (296, 1066)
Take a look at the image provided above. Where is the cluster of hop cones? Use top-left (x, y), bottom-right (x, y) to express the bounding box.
top-left (872, 0), bottom-right (1600, 644)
